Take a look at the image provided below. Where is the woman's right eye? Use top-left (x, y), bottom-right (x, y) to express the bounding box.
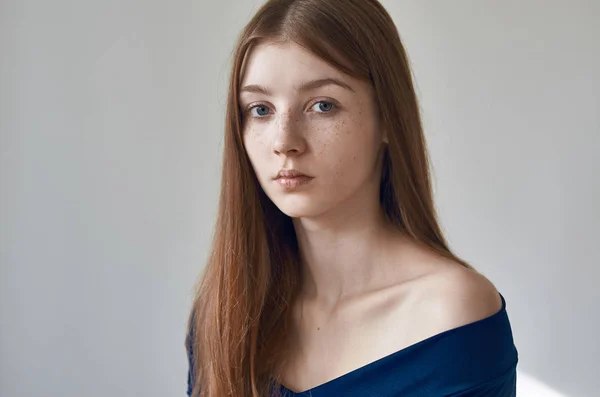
top-left (249, 105), bottom-right (271, 118)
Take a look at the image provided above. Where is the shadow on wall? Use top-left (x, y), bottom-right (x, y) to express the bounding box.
top-left (518, 371), bottom-right (567, 397)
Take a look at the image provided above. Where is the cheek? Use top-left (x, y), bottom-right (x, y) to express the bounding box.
top-left (243, 129), bottom-right (275, 189)
top-left (243, 105), bottom-right (380, 182)
top-left (243, 128), bottom-right (268, 162)
top-left (317, 112), bottom-right (376, 180)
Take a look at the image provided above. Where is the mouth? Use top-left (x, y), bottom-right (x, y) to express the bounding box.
top-left (275, 175), bottom-right (314, 189)
top-left (273, 170), bottom-right (314, 189)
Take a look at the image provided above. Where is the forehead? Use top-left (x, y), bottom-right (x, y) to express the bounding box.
top-left (239, 42), bottom-right (369, 96)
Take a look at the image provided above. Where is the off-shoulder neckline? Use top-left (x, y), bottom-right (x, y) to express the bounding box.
top-left (280, 292), bottom-right (508, 395)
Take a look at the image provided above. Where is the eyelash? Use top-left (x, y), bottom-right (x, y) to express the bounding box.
top-left (244, 100), bottom-right (338, 119)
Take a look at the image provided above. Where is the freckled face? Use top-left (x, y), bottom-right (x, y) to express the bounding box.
top-left (239, 42), bottom-right (385, 219)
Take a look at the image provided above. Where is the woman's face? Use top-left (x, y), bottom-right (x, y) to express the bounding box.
top-left (239, 41), bottom-right (386, 219)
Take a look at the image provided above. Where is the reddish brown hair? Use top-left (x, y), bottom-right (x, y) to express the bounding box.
top-left (187, 1), bottom-right (471, 396)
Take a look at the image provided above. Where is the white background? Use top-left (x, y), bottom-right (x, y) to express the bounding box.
top-left (1, 1), bottom-right (598, 396)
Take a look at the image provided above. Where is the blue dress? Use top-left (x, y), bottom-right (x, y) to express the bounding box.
top-left (187, 294), bottom-right (518, 396)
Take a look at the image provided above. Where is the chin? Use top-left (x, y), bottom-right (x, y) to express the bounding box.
top-left (270, 195), bottom-right (329, 219)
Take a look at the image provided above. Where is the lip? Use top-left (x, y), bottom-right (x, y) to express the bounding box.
top-left (274, 169), bottom-right (314, 189)
top-left (274, 169), bottom-right (312, 179)
top-left (275, 175), bottom-right (313, 189)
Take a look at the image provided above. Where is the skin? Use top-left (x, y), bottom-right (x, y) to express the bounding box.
top-left (239, 41), bottom-right (503, 392)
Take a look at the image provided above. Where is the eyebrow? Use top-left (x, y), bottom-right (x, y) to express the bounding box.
top-left (239, 77), bottom-right (355, 96)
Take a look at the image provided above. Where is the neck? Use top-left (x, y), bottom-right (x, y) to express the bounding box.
top-left (292, 187), bottom-right (408, 309)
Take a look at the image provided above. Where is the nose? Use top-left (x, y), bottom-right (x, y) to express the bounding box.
top-left (272, 110), bottom-right (307, 157)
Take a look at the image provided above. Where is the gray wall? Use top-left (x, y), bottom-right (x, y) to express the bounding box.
top-left (0, 1), bottom-right (597, 396)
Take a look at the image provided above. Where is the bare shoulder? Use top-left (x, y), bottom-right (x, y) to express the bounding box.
top-left (409, 262), bottom-right (503, 334)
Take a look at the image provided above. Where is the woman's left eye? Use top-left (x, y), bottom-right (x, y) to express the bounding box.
top-left (311, 101), bottom-right (336, 113)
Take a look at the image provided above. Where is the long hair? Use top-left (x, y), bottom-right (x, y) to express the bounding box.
top-left (186, 1), bottom-right (472, 396)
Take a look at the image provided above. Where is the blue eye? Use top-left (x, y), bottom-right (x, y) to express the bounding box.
top-left (250, 105), bottom-right (270, 117)
top-left (246, 101), bottom-right (336, 119)
top-left (312, 101), bottom-right (335, 113)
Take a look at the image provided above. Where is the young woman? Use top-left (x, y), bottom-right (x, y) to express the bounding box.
top-left (186, 0), bottom-right (518, 396)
